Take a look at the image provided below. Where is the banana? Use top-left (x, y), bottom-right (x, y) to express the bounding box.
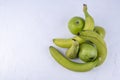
top-left (66, 39), bottom-right (79, 59)
top-left (53, 38), bottom-right (72, 48)
top-left (80, 31), bottom-right (107, 66)
top-left (94, 26), bottom-right (106, 38)
top-left (79, 31), bottom-right (106, 46)
top-left (73, 36), bottom-right (85, 44)
top-left (53, 36), bottom-right (85, 48)
top-left (49, 46), bottom-right (99, 72)
top-left (83, 4), bottom-right (94, 31)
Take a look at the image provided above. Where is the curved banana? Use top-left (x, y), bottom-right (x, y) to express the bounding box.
top-left (80, 31), bottom-right (107, 66)
top-left (94, 26), bottom-right (106, 38)
top-left (66, 39), bottom-right (79, 59)
top-left (79, 31), bottom-right (106, 46)
top-left (73, 36), bottom-right (85, 44)
top-left (53, 38), bottom-right (72, 48)
top-left (53, 36), bottom-right (85, 48)
top-left (83, 4), bottom-right (94, 31)
top-left (49, 46), bottom-right (99, 72)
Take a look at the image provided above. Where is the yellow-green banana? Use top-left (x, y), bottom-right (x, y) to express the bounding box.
top-left (80, 31), bottom-right (107, 66)
top-left (66, 39), bottom-right (79, 59)
top-left (83, 4), bottom-right (94, 31)
top-left (49, 46), bottom-right (99, 72)
top-left (53, 38), bottom-right (73, 48)
top-left (73, 36), bottom-right (85, 43)
top-left (94, 26), bottom-right (106, 38)
top-left (79, 31), bottom-right (106, 46)
top-left (53, 36), bottom-right (85, 48)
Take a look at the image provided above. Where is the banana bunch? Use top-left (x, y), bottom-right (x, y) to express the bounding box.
top-left (49, 4), bottom-right (107, 72)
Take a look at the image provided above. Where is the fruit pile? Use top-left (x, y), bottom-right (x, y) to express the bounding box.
top-left (49, 4), bottom-right (107, 72)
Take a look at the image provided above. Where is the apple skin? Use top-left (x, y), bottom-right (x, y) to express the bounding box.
top-left (68, 17), bottom-right (85, 35)
top-left (79, 43), bottom-right (97, 62)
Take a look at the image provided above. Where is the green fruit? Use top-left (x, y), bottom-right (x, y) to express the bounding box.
top-left (53, 38), bottom-right (73, 48)
top-left (79, 43), bottom-right (97, 62)
top-left (79, 31), bottom-right (106, 46)
top-left (49, 31), bottom-right (107, 72)
top-left (53, 36), bottom-right (85, 48)
top-left (94, 26), bottom-right (106, 38)
top-left (83, 4), bottom-right (94, 31)
top-left (66, 39), bottom-right (79, 59)
top-left (73, 36), bottom-right (85, 44)
top-left (68, 17), bottom-right (85, 35)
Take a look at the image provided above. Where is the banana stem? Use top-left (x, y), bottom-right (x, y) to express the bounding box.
top-left (83, 4), bottom-right (89, 17)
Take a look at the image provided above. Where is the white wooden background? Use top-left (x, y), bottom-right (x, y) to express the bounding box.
top-left (0, 0), bottom-right (120, 80)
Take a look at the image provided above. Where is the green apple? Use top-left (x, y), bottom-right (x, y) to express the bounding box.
top-left (68, 17), bottom-right (85, 35)
top-left (79, 43), bottom-right (97, 62)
